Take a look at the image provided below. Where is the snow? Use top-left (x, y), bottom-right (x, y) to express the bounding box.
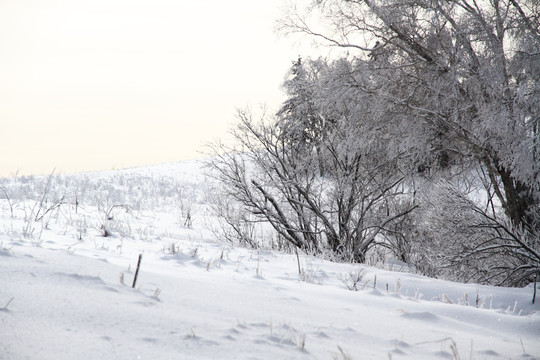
top-left (1, 159), bottom-right (539, 359)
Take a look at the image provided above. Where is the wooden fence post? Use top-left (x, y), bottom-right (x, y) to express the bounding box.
top-left (132, 254), bottom-right (143, 288)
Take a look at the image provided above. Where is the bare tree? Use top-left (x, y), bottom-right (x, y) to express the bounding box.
top-left (207, 105), bottom-right (416, 262)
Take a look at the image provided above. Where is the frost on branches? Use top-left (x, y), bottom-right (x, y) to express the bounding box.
top-left (210, 0), bottom-right (539, 287)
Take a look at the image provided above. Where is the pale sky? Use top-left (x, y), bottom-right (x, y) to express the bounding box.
top-left (0, 0), bottom-right (315, 177)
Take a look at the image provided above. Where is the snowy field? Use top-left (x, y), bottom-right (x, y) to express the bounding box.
top-left (0, 159), bottom-right (539, 359)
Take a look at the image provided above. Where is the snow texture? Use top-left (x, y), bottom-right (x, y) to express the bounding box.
top-left (0, 159), bottom-right (539, 359)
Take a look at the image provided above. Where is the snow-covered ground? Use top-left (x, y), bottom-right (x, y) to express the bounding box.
top-left (0, 159), bottom-right (538, 359)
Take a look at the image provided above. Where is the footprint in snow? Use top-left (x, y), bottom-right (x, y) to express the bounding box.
top-left (400, 310), bottom-right (439, 322)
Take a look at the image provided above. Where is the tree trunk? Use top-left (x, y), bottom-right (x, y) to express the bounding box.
top-left (498, 165), bottom-right (536, 232)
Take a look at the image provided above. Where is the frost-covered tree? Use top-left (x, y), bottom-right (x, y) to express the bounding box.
top-left (207, 103), bottom-right (416, 262)
top-left (281, 0), bottom-right (540, 231)
top-left (277, 58), bottom-right (324, 150)
top-left (279, 0), bottom-right (540, 285)
top-left (276, 57), bottom-right (329, 175)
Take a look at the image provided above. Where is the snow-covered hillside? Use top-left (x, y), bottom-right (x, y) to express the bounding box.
top-left (0, 160), bottom-right (538, 359)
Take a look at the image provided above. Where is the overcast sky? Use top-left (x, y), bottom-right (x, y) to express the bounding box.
top-left (0, 0), bottom-right (320, 177)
